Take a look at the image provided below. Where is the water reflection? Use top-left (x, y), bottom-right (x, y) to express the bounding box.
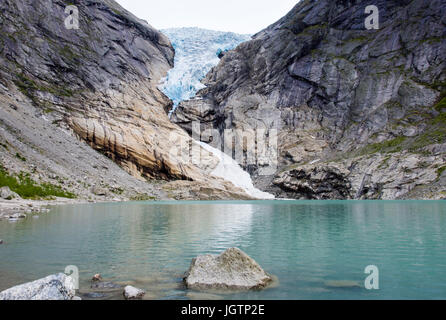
top-left (0, 200), bottom-right (445, 299)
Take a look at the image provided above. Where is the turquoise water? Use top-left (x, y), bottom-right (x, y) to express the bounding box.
top-left (0, 200), bottom-right (445, 300)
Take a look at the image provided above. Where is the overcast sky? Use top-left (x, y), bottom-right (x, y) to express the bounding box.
top-left (115, 0), bottom-right (298, 34)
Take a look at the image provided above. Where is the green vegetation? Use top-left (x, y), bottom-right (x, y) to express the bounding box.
top-left (377, 155), bottom-right (391, 169)
top-left (130, 194), bottom-right (156, 201)
top-left (15, 152), bottom-right (26, 162)
top-left (359, 136), bottom-right (407, 155)
top-left (299, 23), bottom-right (328, 36)
top-left (110, 187), bottom-right (124, 195)
top-left (409, 112), bottom-right (446, 152)
top-left (0, 165), bottom-right (75, 199)
top-left (59, 45), bottom-right (80, 63)
top-left (434, 96), bottom-right (446, 113)
top-left (111, 7), bottom-right (123, 16)
top-left (418, 161), bottom-right (430, 169)
top-left (437, 166), bottom-right (446, 178)
top-left (358, 93), bottom-right (446, 156)
top-left (0, 142), bottom-right (8, 150)
top-left (13, 73), bottom-right (74, 106)
top-left (347, 35), bottom-right (368, 43)
top-left (418, 80), bottom-right (446, 95)
top-left (420, 37), bottom-right (443, 45)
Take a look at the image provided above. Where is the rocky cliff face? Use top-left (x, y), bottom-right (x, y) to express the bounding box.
top-left (0, 0), bottom-right (250, 200)
top-left (173, 0), bottom-right (446, 199)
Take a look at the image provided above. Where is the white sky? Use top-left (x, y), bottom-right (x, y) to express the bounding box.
top-left (115, 0), bottom-right (298, 34)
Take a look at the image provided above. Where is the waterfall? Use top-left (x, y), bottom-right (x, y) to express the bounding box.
top-left (198, 142), bottom-right (275, 200)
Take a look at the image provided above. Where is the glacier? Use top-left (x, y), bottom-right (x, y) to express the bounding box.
top-left (159, 27), bottom-right (251, 115)
top-left (160, 28), bottom-right (274, 200)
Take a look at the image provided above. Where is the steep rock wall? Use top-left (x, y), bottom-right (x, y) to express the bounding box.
top-left (173, 0), bottom-right (446, 199)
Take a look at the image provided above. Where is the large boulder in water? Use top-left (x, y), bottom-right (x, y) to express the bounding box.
top-left (0, 273), bottom-right (76, 300)
top-left (184, 248), bottom-right (272, 290)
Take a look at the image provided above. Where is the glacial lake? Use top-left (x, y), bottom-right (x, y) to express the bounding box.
top-left (0, 200), bottom-right (445, 300)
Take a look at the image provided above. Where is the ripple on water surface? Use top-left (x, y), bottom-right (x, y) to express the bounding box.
top-left (0, 200), bottom-right (445, 300)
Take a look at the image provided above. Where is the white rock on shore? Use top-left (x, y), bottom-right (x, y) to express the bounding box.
top-left (184, 248), bottom-right (273, 290)
top-left (0, 187), bottom-right (20, 200)
top-left (0, 273), bottom-right (76, 300)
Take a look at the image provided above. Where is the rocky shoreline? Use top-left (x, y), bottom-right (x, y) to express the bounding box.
top-left (0, 248), bottom-right (273, 300)
top-left (0, 197), bottom-right (105, 221)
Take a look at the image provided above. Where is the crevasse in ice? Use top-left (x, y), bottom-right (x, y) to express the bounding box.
top-left (160, 28), bottom-right (274, 199)
top-left (159, 27), bottom-right (251, 115)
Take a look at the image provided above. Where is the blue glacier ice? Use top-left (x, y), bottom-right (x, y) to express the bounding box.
top-left (158, 28), bottom-right (273, 199)
top-left (159, 28), bottom-right (251, 115)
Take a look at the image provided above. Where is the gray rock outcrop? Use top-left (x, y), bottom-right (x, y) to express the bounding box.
top-left (0, 273), bottom-right (76, 300)
top-left (274, 164), bottom-right (352, 199)
top-left (173, 0), bottom-right (446, 199)
top-left (0, 187), bottom-right (20, 200)
top-left (184, 248), bottom-right (273, 290)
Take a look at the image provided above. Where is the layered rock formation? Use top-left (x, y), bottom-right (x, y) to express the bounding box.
top-left (0, 0), bottom-right (251, 200)
top-left (173, 0), bottom-right (446, 199)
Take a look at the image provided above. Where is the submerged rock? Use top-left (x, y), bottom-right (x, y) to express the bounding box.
top-left (0, 273), bottom-right (76, 300)
top-left (9, 213), bottom-right (26, 219)
top-left (123, 286), bottom-right (146, 300)
top-left (184, 248), bottom-right (273, 290)
top-left (82, 292), bottom-right (107, 299)
top-left (91, 281), bottom-right (121, 290)
top-left (325, 280), bottom-right (362, 289)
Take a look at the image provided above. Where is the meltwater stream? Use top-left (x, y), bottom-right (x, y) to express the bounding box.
top-left (1, 200), bottom-right (445, 300)
top-left (198, 142), bottom-right (274, 199)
